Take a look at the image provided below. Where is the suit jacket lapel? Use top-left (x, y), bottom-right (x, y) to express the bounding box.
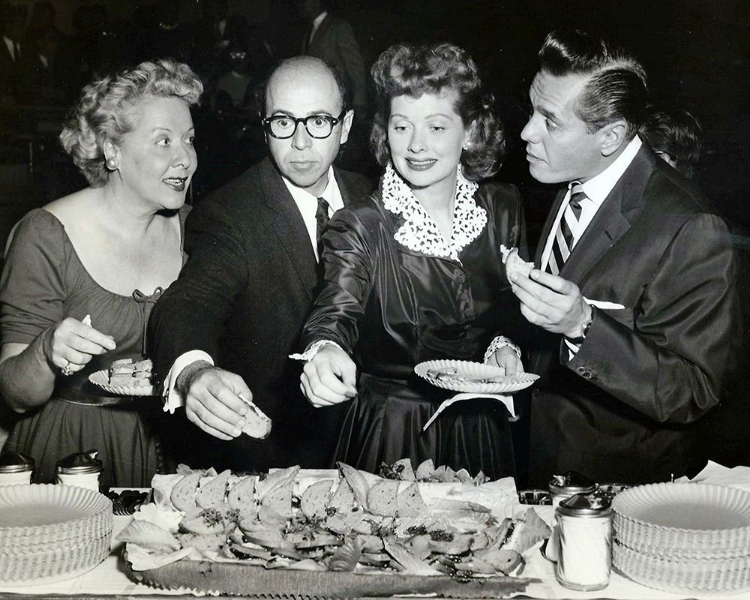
top-left (259, 158), bottom-right (318, 295)
top-left (540, 146), bottom-right (654, 284)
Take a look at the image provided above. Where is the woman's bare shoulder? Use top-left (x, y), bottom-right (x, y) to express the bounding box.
top-left (44, 187), bottom-right (100, 224)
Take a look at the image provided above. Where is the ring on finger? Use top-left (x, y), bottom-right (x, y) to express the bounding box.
top-left (61, 360), bottom-right (75, 376)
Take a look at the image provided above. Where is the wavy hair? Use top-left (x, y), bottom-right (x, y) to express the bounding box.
top-left (59, 59), bottom-right (203, 187)
top-left (370, 42), bottom-right (505, 181)
top-left (538, 30), bottom-right (648, 139)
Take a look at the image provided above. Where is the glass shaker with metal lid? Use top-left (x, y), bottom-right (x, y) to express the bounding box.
top-left (555, 492), bottom-right (613, 591)
top-left (55, 449), bottom-right (103, 493)
top-left (0, 451), bottom-right (35, 485)
top-left (548, 470), bottom-right (596, 507)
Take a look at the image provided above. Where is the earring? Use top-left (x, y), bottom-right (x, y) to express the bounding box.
top-left (462, 144), bottom-right (470, 152)
top-left (106, 158), bottom-right (117, 171)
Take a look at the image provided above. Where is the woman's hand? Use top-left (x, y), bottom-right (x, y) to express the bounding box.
top-left (301, 344), bottom-right (357, 407)
top-left (487, 345), bottom-right (525, 376)
top-left (43, 317), bottom-right (116, 376)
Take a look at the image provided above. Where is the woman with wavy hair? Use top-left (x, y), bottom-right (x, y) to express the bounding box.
top-left (298, 43), bottom-right (527, 480)
top-left (0, 59), bottom-right (202, 487)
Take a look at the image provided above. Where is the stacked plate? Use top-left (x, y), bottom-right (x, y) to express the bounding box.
top-left (0, 484), bottom-right (113, 585)
top-left (612, 482), bottom-right (750, 594)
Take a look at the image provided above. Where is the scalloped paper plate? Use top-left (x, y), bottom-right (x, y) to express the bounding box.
top-left (414, 360), bottom-right (539, 394)
top-left (89, 369), bottom-right (155, 396)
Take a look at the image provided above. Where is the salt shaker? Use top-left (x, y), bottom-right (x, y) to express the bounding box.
top-left (0, 451), bottom-right (35, 486)
top-left (548, 470), bottom-right (596, 507)
top-left (555, 492), bottom-right (613, 591)
top-left (55, 450), bottom-right (103, 492)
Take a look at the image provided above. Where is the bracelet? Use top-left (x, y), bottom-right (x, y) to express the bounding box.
top-left (289, 340), bottom-right (342, 362)
top-left (483, 336), bottom-right (522, 364)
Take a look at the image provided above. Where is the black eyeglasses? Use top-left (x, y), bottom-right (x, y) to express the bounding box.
top-left (262, 111), bottom-right (346, 139)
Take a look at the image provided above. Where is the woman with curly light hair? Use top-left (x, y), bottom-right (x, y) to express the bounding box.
top-left (0, 59), bottom-right (202, 487)
top-left (298, 43), bottom-right (527, 480)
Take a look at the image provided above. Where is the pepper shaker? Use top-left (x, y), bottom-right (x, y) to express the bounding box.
top-left (555, 492), bottom-right (613, 591)
top-left (0, 452), bottom-right (35, 485)
top-left (55, 449), bottom-right (103, 492)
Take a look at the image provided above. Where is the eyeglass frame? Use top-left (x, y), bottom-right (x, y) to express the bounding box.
top-left (261, 111), bottom-right (347, 139)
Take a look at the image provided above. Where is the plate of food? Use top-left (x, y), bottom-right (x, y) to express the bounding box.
top-left (89, 358), bottom-right (155, 396)
top-left (414, 360), bottom-right (539, 394)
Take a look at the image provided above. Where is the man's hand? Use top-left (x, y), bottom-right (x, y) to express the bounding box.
top-left (182, 366), bottom-right (255, 440)
top-left (301, 344), bottom-right (357, 407)
top-left (510, 269), bottom-right (592, 339)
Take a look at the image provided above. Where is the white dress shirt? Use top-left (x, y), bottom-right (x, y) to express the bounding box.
top-left (308, 10), bottom-right (328, 46)
top-left (281, 165), bottom-right (344, 261)
top-left (541, 136), bottom-right (643, 272)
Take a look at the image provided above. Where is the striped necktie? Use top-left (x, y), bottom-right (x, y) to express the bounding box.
top-left (315, 197), bottom-right (330, 255)
top-left (547, 182), bottom-right (585, 275)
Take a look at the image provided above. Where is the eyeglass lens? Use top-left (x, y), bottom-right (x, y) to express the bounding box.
top-left (267, 115), bottom-right (338, 139)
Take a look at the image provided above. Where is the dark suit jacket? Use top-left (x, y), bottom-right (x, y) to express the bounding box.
top-left (525, 143), bottom-right (740, 486)
top-left (0, 38), bottom-right (22, 100)
top-left (148, 157), bottom-right (373, 472)
top-left (304, 14), bottom-right (367, 112)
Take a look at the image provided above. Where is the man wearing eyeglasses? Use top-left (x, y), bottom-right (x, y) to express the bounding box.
top-left (148, 56), bottom-right (373, 472)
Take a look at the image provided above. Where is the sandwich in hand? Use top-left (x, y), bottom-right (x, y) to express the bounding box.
top-left (500, 245), bottom-right (534, 282)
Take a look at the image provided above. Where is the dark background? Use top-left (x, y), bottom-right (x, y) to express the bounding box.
top-left (0, 0), bottom-right (748, 463)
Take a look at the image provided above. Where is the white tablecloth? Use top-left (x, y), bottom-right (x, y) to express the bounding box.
top-left (3, 462), bottom-right (750, 599)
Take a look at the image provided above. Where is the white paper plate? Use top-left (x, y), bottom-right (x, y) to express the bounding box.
top-left (0, 484), bottom-right (113, 548)
top-left (89, 369), bottom-right (155, 396)
top-left (414, 360), bottom-right (539, 394)
top-left (612, 483), bottom-right (750, 552)
top-left (613, 540), bottom-right (750, 594)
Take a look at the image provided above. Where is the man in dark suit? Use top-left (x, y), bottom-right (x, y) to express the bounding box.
top-left (510, 30), bottom-right (740, 486)
top-left (148, 56), bottom-right (372, 472)
top-left (299, 0), bottom-right (370, 173)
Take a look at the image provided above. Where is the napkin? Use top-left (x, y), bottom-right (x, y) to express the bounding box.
top-left (422, 393), bottom-right (517, 432)
top-left (683, 460), bottom-right (750, 494)
top-left (584, 297), bottom-right (625, 310)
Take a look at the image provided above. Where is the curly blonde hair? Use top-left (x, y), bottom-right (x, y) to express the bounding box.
top-left (59, 59), bottom-right (203, 187)
top-left (370, 43), bottom-right (505, 181)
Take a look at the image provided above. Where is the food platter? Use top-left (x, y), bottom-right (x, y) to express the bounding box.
top-left (415, 360), bottom-right (539, 394)
top-left (89, 369), bottom-right (155, 396)
top-left (119, 463), bottom-right (549, 597)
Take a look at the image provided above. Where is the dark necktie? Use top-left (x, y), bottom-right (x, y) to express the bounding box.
top-left (547, 182), bottom-right (585, 275)
top-left (315, 197), bottom-right (330, 255)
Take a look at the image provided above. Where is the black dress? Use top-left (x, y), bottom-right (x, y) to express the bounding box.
top-left (301, 167), bottom-right (527, 480)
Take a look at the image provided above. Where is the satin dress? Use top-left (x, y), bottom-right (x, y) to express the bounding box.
top-left (0, 208), bottom-right (188, 487)
top-left (301, 171), bottom-right (527, 481)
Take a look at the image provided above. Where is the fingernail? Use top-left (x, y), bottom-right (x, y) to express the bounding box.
top-left (236, 419), bottom-right (245, 428)
top-left (239, 406), bottom-right (247, 416)
top-left (510, 273), bottom-right (518, 283)
top-left (232, 428), bottom-right (242, 437)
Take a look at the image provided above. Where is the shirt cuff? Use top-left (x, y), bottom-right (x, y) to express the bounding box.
top-left (564, 338), bottom-right (581, 360)
top-left (289, 340), bottom-right (342, 361)
top-left (483, 336), bottom-right (521, 364)
top-left (162, 350), bottom-right (215, 414)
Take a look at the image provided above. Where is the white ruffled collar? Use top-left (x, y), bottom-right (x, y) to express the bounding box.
top-left (381, 163), bottom-right (486, 262)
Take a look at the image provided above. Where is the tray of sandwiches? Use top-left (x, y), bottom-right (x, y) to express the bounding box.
top-left (118, 459), bottom-right (550, 598)
top-left (89, 358), bottom-right (154, 396)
